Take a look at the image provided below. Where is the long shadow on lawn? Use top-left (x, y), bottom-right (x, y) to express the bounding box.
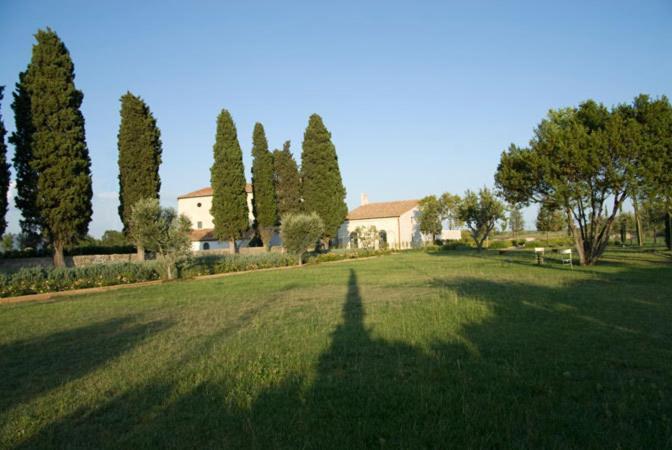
top-left (14, 265), bottom-right (672, 449)
top-left (0, 317), bottom-right (172, 415)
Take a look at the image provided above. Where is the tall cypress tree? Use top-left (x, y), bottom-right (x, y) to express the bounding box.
top-left (210, 110), bottom-right (248, 253)
top-left (117, 92), bottom-right (162, 260)
top-left (24, 29), bottom-right (93, 267)
top-left (9, 71), bottom-right (42, 247)
top-left (0, 87), bottom-right (10, 236)
top-left (250, 123), bottom-right (277, 250)
top-left (301, 114), bottom-right (347, 245)
top-left (273, 140), bottom-right (302, 219)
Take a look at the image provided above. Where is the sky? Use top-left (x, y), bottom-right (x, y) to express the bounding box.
top-left (0, 0), bottom-right (671, 237)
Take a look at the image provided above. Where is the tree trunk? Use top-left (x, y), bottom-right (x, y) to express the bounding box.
top-left (633, 196), bottom-right (643, 247)
top-left (229, 239), bottom-right (237, 254)
top-left (136, 242), bottom-right (145, 261)
top-left (298, 253), bottom-right (303, 266)
top-left (652, 224), bottom-right (657, 244)
top-left (568, 216), bottom-right (587, 266)
top-left (260, 227), bottom-right (273, 252)
top-left (665, 212), bottom-right (672, 250)
top-left (53, 240), bottom-right (66, 268)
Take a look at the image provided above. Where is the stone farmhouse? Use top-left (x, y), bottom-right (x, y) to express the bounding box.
top-left (337, 194), bottom-right (460, 249)
top-left (177, 188), bottom-right (459, 251)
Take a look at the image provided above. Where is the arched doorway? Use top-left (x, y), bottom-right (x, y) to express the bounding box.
top-left (203, 242), bottom-right (210, 250)
top-left (379, 230), bottom-right (388, 249)
top-left (349, 232), bottom-right (358, 249)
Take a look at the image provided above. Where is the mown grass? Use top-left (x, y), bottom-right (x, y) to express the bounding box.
top-left (1, 248), bottom-right (671, 448)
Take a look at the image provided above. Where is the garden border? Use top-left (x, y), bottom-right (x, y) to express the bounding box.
top-left (0, 254), bottom-right (385, 305)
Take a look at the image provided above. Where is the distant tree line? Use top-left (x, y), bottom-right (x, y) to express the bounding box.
top-left (209, 110), bottom-right (346, 253)
top-left (1, 29), bottom-right (669, 268)
top-left (0, 28), bottom-right (348, 265)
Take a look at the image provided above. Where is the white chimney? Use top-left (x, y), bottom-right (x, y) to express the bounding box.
top-left (360, 193), bottom-right (369, 206)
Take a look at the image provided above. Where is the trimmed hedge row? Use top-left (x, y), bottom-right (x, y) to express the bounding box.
top-left (0, 248), bottom-right (395, 298)
top-left (0, 261), bottom-right (161, 297)
top-left (181, 252), bottom-right (297, 277)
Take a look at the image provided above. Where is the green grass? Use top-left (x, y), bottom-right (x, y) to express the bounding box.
top-left (1, 248), bottom-right (671, 448)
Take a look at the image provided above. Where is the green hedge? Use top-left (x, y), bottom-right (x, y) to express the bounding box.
top-left (0, 261), bottom-right (161, 297)
top-left (309, 248), bottom-right (391, 263)
top-left (488, 240), bottom-right (513, 249)
top-left (0, 248), bottom-right (394, 298)
top-left (181, 252), bottom-right (296, 277)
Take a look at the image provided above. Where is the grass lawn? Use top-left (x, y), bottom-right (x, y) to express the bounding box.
top-left (1, 248), bottom-right (671, 448)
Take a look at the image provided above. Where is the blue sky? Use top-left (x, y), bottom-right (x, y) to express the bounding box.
top-left (1, 0), bottom-right (671, 237)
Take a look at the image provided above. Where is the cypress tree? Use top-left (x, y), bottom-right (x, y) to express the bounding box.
top-left (301, 114), bottom-right (347, 246)
top-left (117, 92), bottom-right (162, 260)
top-left (272, 140), bottom-right (302, 218)
top-left (9, 71), bottom-right (42, 248)
top-left (23, 29), bottom-right (93, 267)
top-left (210, 110), bottom-right (248, 253)
top-left (0, 87), bottom-right (10, 236)
top-left (250, 123), bottom-right (277, 250)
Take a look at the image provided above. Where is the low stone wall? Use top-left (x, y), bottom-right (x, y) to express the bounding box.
top-left (192, 246), bottom-right (285, 258)
top-left (0, 253), bottom-right (140, 272)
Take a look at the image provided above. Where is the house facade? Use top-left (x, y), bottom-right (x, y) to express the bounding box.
top-left (177, 184), bottom-right (281, 251)
top-left (337, 194), bottom-right (460, 249)
top-left (178, 188), bottom-right (458, 251)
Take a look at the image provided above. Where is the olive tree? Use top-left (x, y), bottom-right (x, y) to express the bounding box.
top-left (130, 198), bottom-right (192, 280)
top-left (457, 188), bottom-right (506, 252)
top-left (280, 212), bottom-right (324, 265)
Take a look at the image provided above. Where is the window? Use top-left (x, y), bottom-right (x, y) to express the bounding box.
top-left (197, 221), bottom-right (203, 229)
top-left (378, 230), bottom-right (387, 248)
top-left (203, 242), bottom-right (210, 250)
top-left (197, 202), bottom-right (202, 207)
top-left (349, 231), bottom-right (358, 249)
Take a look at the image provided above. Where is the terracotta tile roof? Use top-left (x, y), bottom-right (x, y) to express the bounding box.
top-left (346, 199), bottom-right (419, 220)
top-left (178, 184), bottom-right (253, 199)
top-left (189, 228), bottom-right (218, 242)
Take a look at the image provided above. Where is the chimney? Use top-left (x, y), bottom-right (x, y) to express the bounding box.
top-left (360, 193), bottom-right (369, 206)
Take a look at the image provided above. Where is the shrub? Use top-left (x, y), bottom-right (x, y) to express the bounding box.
top-left (488, 240), bottom-right (512, 249)
top-left (524, 240), bottom-right (542, 249)
top-left (0, 261), bottom-right (161, 297)
top-left (441, 241), bottom-right (472, 251)
top-left (130, 198), bottom-right (192, 279)
top-left (181, 253), bottom-right (296, 278)
top-left (281, 213), bottom-right (324, 265)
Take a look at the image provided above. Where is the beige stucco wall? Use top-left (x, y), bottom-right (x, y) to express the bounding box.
top-left (337, 206), bottom-right (460, 248)
top-left (338, 217), bottom-right (400, 247)
top-left (178, 193), bottom-right (254, 231)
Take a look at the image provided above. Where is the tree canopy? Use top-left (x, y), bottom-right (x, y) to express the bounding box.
top-left (280, 212), bottom-right (323, 265)
top-left (300, 114), bottom-right (347, 244)
top-left (251, 123), bottom-right (277, 249)
top-left (418, 195), bottom-right (443, 242)
top-left (130, 198), bottom-right (191, 280)
top-left (457, 187), bottom-right (505, 252)
top-left (535, 201), bottom-right (565, 236)
top-left (22, 29), bottom-right (93, 266)
top-left (117, 92), bottom-right (162, 234)
top-left (508, 205), bottom-right (525, 238)
top-left (0, 87), bottom-right (11, 237)
top-left (210, 110), bottom-right (249, 251)
top-left (9, 70), bottom-right (41, 248)
top-left (495, 99), bottom-right (645, 265)
top-left (273, 141), bottom-right (302, 219)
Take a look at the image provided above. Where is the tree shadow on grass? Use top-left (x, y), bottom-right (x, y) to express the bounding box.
top-left (0, 317), bottom-right (172, 415)
top-left (14, 266), bottom-right (672, 449)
